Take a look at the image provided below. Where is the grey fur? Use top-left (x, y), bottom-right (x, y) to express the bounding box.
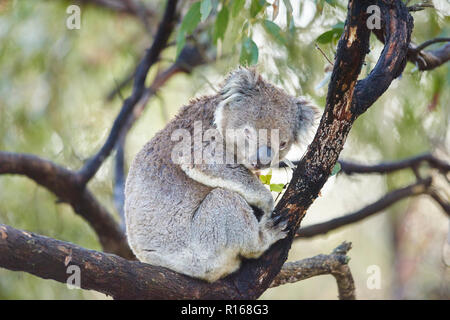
top-left (125, 67), bottom-right (320, 282)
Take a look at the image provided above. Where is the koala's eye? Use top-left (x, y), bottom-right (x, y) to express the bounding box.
top-left (280, 141), bottom-right (288, 150)
top-left (244, 127), bottom-right (251, 138)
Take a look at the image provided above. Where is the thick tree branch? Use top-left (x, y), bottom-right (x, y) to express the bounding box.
top-left (76, 0), bottom-right (178, 186)
top-left (296, 177), bottom-right (432, 238)
top-left (202, 0), bottom-right (414, 299)
top-left (0, 152), bottom-right (134, 259)
top-left (373, 30), bottom-right (450, 72)
top-left (408, 42), bottom-right (450, 71)
top-left (270, 242), bottom-right (355, 300)
top-left (0, 224), bottom-right (354, 299)
top-left (0, 224), bottom-right (203, 299)
top-left (353, 1), bottom-right (413, 115)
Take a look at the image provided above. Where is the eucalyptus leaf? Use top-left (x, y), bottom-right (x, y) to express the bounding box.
top-left (270, 183), bottom-right (285, 193)
top-left (214, 6), bottom-right (229, 42)
top-left (200, 0), bottom-right (212, 22)
top-left (240, 37), bottom-right (259, 65)
top-left (231, 0), bottom-right (246, 17)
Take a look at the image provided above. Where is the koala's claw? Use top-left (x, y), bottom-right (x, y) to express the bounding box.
top-left (271, 212), bottom-right (289, 229)
top-left (260, 212), bottom-right (289, 243)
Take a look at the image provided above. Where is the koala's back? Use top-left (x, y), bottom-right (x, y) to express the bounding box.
top-left (124, 96), bottom-right (216, 260)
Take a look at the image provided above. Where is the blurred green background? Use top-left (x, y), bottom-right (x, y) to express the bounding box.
top-left (0, 0), bottom-right (448, 299)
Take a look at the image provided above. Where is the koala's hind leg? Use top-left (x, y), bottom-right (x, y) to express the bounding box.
top-left (189, 188), bottom-right (287, 282)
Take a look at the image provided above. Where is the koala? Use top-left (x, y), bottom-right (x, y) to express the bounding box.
top-left (124, 67), bottom-right (320, 282)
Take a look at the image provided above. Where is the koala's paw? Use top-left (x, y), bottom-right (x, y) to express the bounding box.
top-left (246, 189), bottom-right (274, 217)
top-left (260, 212), bottom-right (289, 244)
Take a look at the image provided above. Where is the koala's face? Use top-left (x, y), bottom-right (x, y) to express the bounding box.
top-left (215, 68), bottom-right (320, 171)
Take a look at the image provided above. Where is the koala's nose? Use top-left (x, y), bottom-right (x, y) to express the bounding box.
top-left (252, 145), bottom-right (272, 168)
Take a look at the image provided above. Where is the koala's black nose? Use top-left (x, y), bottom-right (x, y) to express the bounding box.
top-left (249, 145), bottom-right (272, 169)
top-left (256, 145), bottom-right (272, 166)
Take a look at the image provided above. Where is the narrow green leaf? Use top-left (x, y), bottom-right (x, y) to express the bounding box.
top-left (331, 162), bottom-right (341, 176)
top-left (282, 0), bottom-right (293, 14)
top-left (250, 0), bottom-right (266, 18)
top-left (181, 1), bottom-right (201, 34)
top-left (270, 183), bottom-right (285, 193)
top-left (240, 37), bottom-right (259, 65)
top-left (231, 0), bottom-right (246, 17)
top-left (316, 23), bottom-right (343, 44)
top-left (263, 19), bottom-right (286, 45)
top-left (214, 6), bottom-right (229, 42)
top-left (176, 2), bottom-right (201, 57)
top-left (200, 0), bottom-right (212, 22)
top-left (284, 0), bottom-right (295, 34)
top-left (259, 169), bottom-right (272, 185)
top-left (175, 30), bottom-right (186, 57)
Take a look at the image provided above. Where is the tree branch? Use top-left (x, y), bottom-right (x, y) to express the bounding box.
top-left (373, 29), bottom-right (450, 72)
top-left (296, 177), bottom-right (432, 238)
top-left (280, 153), bottom-right (450, 176)
top-left (270, 242), bottom-right (355, 300)
top-left (339, 153), bottom-right (450, 175)
top-left (203, 0), bottom-right (413, 299)
top-left (0, 223), bottom-right (355, 299)
top-left (0, 223), bottom-right (204, 299)
top-left (413, 37), bottom-right (450, 52)
top-left (0, 152), bottom-right (134, 259)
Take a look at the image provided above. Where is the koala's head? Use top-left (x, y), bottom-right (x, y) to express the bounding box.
top-left (214, 67), bottom-right (320, 171)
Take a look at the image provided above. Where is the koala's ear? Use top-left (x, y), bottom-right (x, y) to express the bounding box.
top-left (219, 67), bottom-right (260, 101)
top-left (295, 98), bottom-right (321, 144)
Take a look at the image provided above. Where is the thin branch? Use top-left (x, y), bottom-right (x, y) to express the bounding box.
top-left (428, 189), bottom-right (450, 216)
top-left (373, 29), bottom-right (450, 71)
top-left (295, 178), bottom-right (432, 239)
top-left (0, 152), bottom-right (133, 258)
top-left (407, 3), bottom-right (434, 12)
top-left (270, 242), bottom-right (355, 300)
top-left (339, 153), bottom-right (450, 175)
top-left (408, 43), bottom-right (450, 71)
top-left (413, 37), bottom-right (450, 52)
top-left (279, 153), bottom-right (450, 175)
top-left (113, 134), bottom-right (126, 226)
top-left (76, 0), bottom-right (178, 186)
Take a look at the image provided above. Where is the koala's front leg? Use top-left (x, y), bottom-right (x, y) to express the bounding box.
top-left (182, 163), bottom-right (288, 259)
top-left (181, 163), bottom-right (274, 216)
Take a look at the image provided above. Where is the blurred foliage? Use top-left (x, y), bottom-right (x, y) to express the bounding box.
top-left (0, 0), bottom-right (448, 299)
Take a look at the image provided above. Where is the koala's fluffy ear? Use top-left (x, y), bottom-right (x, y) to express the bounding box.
top-left (295, 98), bottom-right (321, 144)
top-left (215, 67), bottom-right (261, 133)
top-left (219, 67), bottom-right (260, 101)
